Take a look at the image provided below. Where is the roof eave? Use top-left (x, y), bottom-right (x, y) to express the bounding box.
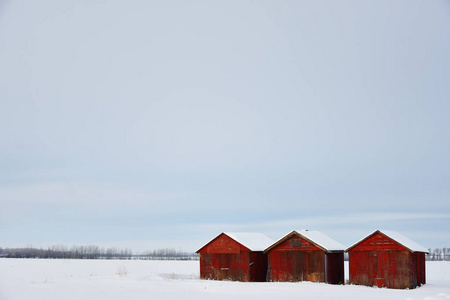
top-left (264, 230), bottom-right (331, 253)
top-left (345, 230), bottom-right (429, 254)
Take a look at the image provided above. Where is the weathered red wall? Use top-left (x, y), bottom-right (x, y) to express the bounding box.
top-left (415, 252), bottom-right (426, 286)
top-left (267, 234), bottom-right (343, 283)
top-left (198, 233), bottom-right (267, 282)
top-left (348, 232), bottom-right (425, 289)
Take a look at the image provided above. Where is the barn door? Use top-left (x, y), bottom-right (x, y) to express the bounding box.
top-left (286, 251), bottom-right (306, 281)
top-left (367, 252), bottom-right (381, 288)
top-left (370, 251), bottom-right (386, 288)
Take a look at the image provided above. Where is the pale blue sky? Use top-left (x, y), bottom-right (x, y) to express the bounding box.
top-left (1, 0), bottom-right (449, 252)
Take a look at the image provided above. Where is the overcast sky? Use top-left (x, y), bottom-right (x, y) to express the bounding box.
top-left (1, 0), bottom-right (449, 252)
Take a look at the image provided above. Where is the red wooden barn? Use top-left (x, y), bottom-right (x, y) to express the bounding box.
top-left (196, 232), bottom-right (274, 282)
top-left (346, 230), bottom-right (429, 289)
top-left (264, 230), bottom-right (345, 284)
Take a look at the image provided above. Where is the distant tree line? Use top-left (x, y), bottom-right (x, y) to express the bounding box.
top-left (0, 245), bottom-right (198, 260)
top-left (137, 248), bottom-right (199, 260)
top-left (4, 245), bottom-right (447, 261)
top-left (427, 248), bottom-right (450, 261)
top-left (0, 245), bottom-right (132, 259)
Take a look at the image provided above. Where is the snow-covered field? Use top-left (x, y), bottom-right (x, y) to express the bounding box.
top-left (1, 259), bottom-right (449, 300)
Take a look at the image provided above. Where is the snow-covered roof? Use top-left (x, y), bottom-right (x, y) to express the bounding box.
top-left (379, 230), bottom-right (429, 253)
top-left (224, 232), bottom-right (275, 252)
top-left (265, 230), bottom-right (345, 252)
top-left (297, 230), bottom-right (346, 251)
top-left (346, 230), bottom-right (429, 253)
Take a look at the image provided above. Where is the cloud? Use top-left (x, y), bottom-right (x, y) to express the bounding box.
top-left (186, 212), bottom-right (450, 231)
top-left (184, 212), bottom-right (450, 246)
top-left (180, 212), bottom-right (450, 250)
top-left (0, 183), bottom-right (180, 205)
top-left (0, 182), bottom-right (187, 225)
top-left (125, 88), bottom-right (275, 170)
top-left (0, 0), bottom-right (449, 251)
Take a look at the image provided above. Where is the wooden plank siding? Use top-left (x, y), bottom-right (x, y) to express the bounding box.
top-left (266, 232), bottom-right (344, 284)
top-left (347, 231), bottom-right (427, 289)
top-left (197, 233), bottom-right (268, 282)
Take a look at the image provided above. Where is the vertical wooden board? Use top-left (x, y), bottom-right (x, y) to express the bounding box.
top-left (268, 250), bottom-right (326, 282)
top-left (348, 232), bottom-right (424, 289)
top-left (227, 252), bottom-right (247, 281)
top-left (348, 252), bottom-right (356, 284)
top-left (268, 250), bottom-right (289, 281)
top-left (198, 233), bottom-right (264, 282)
top-left (199, 251), bottom-right (250, 281)
top-left (368, 251), bottom-right (378, 287)
top-left (266, 233), bottom-right (327, 283)
top-left (290, 251), bottom-right (306, 281)
top-left (267, 251), bottom-right (278, 281)
top-left (306, 250), bottom-right (325, 282)
top-left (408, 251), bottom-right (418, 288)
top-left (384, 250), bottom-right (409, 289)
top-left (199, 253), bottom-right (207, 279)
top-left (393, 251), bottom-right (406, 288)
top-left (349, 250), bottom-right (371, 286)
top-left (416, 252), bottom-right (426, 286)
top-left (349, 249), bottom-right (419, 289)
top-left (379, 251), bottom-right (389, 288)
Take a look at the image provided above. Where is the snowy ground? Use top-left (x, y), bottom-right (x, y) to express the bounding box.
top-left (1, 259), bottom-right (449, 300)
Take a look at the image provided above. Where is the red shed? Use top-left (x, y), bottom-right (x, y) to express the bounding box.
top-left (196, 232), bottom-right (274, 282)
top-left (346, 230), bottom-right (428, 289)
top-left (265, 230), bottom-right (345, 284)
